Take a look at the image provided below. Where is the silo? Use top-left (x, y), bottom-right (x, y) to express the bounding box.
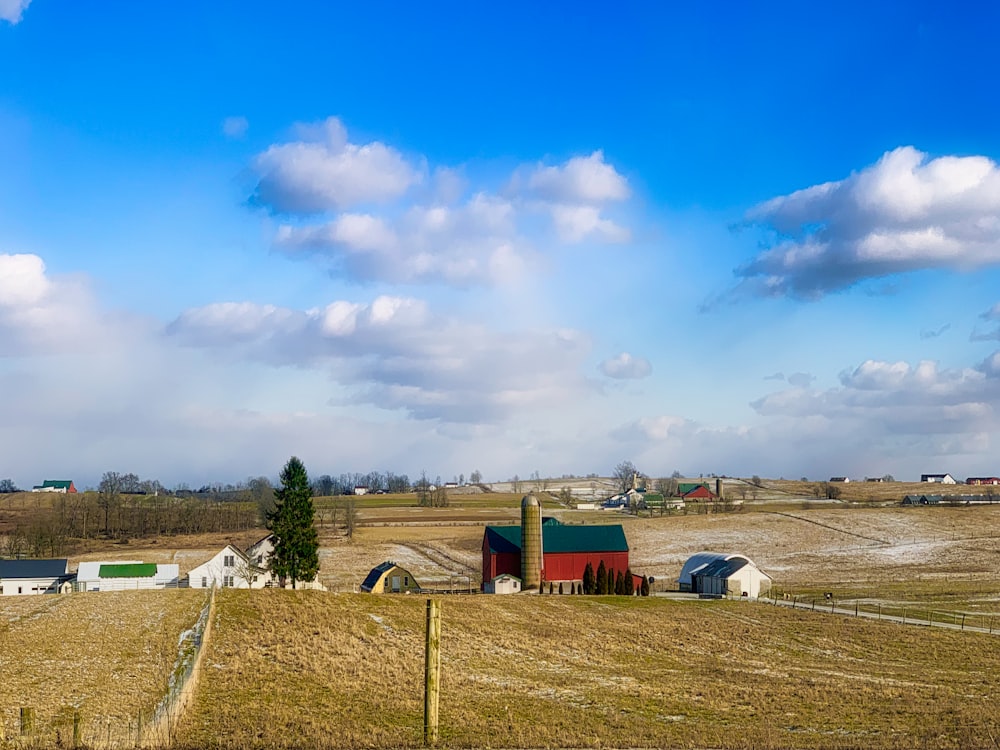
top-left (520, 494), bottom-right (543, 590)
top-left (715, 478), bottom-right (724, 500)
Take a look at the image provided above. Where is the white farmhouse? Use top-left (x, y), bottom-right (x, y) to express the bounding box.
top-left (679, 552), bottom-right (772, 599)
top-left (921, 473), bottom-right (957, 484)
top-left (244, 534), bottom-right (325, 590)
top-left (187, 544), bottom-right (270, 589)
top-left (0, 559), bottom-right (72, 595)
top-left (75, 561), bottom-right (180, 591)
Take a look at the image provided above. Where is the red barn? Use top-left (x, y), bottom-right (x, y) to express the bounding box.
top-left (681, 484), bottom-right (716, 500)
top-left (482, 519), bottom-right (630, 588)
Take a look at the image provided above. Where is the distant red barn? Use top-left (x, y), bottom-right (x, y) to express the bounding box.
top-left (482, 519), bottom-right (630, 588)
top-left (681, 484), bottom-right (716, 500)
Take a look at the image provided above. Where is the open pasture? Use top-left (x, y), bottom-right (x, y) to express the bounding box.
top-left (176, 590), bottom-right (1000, 750)
top-left (0, 589), bottom-right (207, 746)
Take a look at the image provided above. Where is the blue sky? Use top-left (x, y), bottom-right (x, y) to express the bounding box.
top-left (4, 2), bottom-right (1000, 488)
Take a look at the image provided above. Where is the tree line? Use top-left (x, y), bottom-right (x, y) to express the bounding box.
top-left (540, 560), bottom-right (651, 596)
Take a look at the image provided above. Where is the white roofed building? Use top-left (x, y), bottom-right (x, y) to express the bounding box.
top-left (679, 552), bottom-right (772, 599)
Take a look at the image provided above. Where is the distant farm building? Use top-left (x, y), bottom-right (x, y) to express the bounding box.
top-left (360, 562), bottom-right (420, 593)
top-left (902, 495), bottom-right (942, 506)
top-left (483, 573), bottom-right (522, 594)
top-left (75, 561), bottom-right (179, 592)
top-left (679, 483), bottom-right (717, 501)
top-left (966, 477), bottom-right (1000, 486)
top-left (921, 473), bottom-right (957, 484)
top-left (244, 534), bottom-right (325, 590)
top-left (0, 559), bottom-right (72, 595)
top-left (483, 496), bottom-right (631, 591)
top-left (353, 486), bottom-right (369, 495)
top-left (679, 552), bottom-right (772, 599)
top-left (31, 480), bottom-right (77, 494)
top-left (829, 477), bottom-right (850, 483)
top-left (187, 544), bottom-right (271, 589)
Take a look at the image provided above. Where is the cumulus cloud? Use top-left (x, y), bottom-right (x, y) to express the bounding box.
top-left (222, 116), bottom-right (249, 139)
top-left (736, 146), bottom-right (1000, 298)
top-left (252, 117), bottom-right (422, 213)
top-left (0, 253), bottom-right (118, 355)
top-left (599, 352), bottom-right (652, 379)
top-left (167, 296), bottom-right (595, 423)
top-left (751, 357), bottom-right (1000, 436)
top-left (255, 122), bottom-right (634, 286)
top-left (0, 0), bottom-right (30, 24)
top-left (275, 193), bottom-right (531, 286)
top-left (523, 150), bottom-right (630, 204)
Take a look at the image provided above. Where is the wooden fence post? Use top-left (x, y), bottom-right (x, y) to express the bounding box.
top-left (20, 707), bottom-right (33, 736)
top-left (424, 599), bottom-right (442, 747)
top-left (73, 710), bottom-right (82, 748)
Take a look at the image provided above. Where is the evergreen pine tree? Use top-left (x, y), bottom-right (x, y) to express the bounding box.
top-left (583, 562), bottom-right (595, 594)
top-left (641, 576), bottom-right (651, 596)
top-left (549, 581), bottom-right (554, 594)
top-left (624, 567), bottom-right (635, 595)
top-left (615, 570), bottom-right (625, 595)
top-left (596, 560), bottom-right (608, 595)
top-left (558, 582), bottom-right (564, 595)
top-left (267, 456), bottom-right (319, 588)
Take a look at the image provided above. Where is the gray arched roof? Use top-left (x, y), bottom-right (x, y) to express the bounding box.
top-left (678, 552), bottom-right (753, 586)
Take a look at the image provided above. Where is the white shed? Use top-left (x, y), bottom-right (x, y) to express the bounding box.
top-left (75, 561), bottom-right (180, 591)
top-left (484, 573), bottom-right (522, 594)
top-left (187, 545), bottom-right (270, 589)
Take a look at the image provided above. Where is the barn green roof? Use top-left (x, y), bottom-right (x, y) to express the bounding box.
top-left (98, 563), bottom-right (157, 578)
top-left (485, 522), bottom-right (628, 554)
top-left (677, 483), bottom-right (709, 495)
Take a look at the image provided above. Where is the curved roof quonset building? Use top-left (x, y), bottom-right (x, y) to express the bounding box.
top-left (679, 552), bottom-right (772, 598)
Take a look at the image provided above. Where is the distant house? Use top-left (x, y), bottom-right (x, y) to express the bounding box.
top-left (829, 477), bottom-right (850, 483)
top-left (353, 486), bottom-right (369, 495)
top-left (360, 562), bottom-right (420, 593)
top-left (0, 559), bottom-right (72, 595)
top-left (483, 572), bottom-right (521, 594)
top-left (244, 534), bottom-right (325, 590)
top-left (187, 544), bottom-right (271, 589)
top-left (864, 477), bottom-right (885, 483)
top-left (75, 561), bottom-right (179, 592)
top-left (31, 480), bottom-right (77, 494)
top-left (966, 477), bottom-right (1000, 486)
top-left (921, 473), bottom-right (957, 484)
top-left (679, 552), bottom-right (772, 599)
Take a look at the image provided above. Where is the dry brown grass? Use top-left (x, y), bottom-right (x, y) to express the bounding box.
top-left (176, 590), bottom-right (1000, 749)
top-left (0, 589), bottom-right (207, 746)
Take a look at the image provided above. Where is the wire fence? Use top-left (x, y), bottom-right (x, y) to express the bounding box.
top-left (2, 589), bottom-right (214, 749)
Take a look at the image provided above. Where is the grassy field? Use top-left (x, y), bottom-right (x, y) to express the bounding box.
top-left (174, 590), bottom-right (1000, 750)
top-left (0, 589), bottom-right (207, 746)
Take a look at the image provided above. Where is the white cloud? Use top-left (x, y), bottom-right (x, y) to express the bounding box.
top-left (0, 0), bottom-right (30, 24)
top-left (524, 150), bottom-right (630, 204)
top-left (252, 117), bottom-right (422, 213)
top-left (275, 193), bottom-right (532, 286)
top-left (599, 352), bottom-right (652, 379)
top-left (255, 123), bottom-right (635, 286)
top-left (737, 146), bottom-right (1000, 298)
top-left (0, 253), bottom-right (123, 355)
top-left (222, 116), bottom-right (249, 139)
top-left (167, 296), bottom-right (595, 423)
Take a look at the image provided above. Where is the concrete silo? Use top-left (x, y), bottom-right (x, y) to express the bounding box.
top-left (520, 494), bottom-right (543, 590)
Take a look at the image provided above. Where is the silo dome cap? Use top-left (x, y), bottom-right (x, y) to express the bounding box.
top-left (521, 494), bottom-right (540, 506)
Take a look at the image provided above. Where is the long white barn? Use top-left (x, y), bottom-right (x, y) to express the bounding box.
top-left (679, 552), bottom-right (772, 599)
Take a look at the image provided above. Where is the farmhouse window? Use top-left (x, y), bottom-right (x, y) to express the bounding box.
top-left (223, 575), bottom-right (234, 588)
top-left (202, 576), bottom-right (207, 588)
top-left (224, 555), bottom-right (235, 568)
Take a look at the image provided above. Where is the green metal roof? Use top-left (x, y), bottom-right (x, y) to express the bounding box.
top-left (485, 523), bottom-right (628, 554)
top-left (39, 480), bottom-right (73, 489)
top-left (98, 563), bottom-right (157, 578)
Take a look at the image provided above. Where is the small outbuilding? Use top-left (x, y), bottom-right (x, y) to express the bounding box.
top-left (921, 473), bottom-right (957, 484)
top-left (679, 552), bottom-right (772, 599)
top-left (0, 559), bottom-right (72, 595)
top-left (483, 572), bottom-right (522, 594)
top-left (75, 561), bottom-right (180, 591)
top-left (31, 480), bottom-right (77, 494)
top-left (360, 561), bottom-right (420, 593)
